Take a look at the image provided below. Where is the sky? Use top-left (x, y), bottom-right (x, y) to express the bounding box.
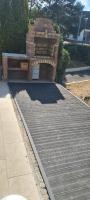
top-left (80, 0), bottom-right (90, 11)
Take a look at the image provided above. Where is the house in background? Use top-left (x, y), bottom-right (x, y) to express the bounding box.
top-left (68, 11), bottom-right (90, 43)
top-left (78, 29), bottom-right (90, 42)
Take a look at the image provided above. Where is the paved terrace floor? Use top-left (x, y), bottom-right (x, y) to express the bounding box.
top-left (0, 82), bottom-right (41, 200)
top-left (8, 82), bottom-right (90, 200)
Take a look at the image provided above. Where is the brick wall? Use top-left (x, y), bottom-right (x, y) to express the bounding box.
top-left (26, 18), bottom-right (60, 81)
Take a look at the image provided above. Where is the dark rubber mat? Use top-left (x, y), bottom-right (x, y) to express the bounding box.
top-left (8, 82), bottom-right (90, 200)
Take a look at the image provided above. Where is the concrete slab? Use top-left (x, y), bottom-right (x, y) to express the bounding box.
top-left (8, 174), bottom-right (40, 200)
top-left (0, 171), bottom-right (9, 197)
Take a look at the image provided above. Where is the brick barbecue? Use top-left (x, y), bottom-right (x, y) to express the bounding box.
top-left (2, 18), bottom-right (59, 81)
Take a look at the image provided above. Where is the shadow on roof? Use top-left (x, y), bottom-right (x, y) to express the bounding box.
top-left (8, 82), bottom-right (65, 104)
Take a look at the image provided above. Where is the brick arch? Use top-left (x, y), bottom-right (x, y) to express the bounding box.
top-left (38, 63), bottom-right (56, 81)
top-left (32, 60), bottom-right (55, 68)
top-left (31, 59), bottom-right (56, 81)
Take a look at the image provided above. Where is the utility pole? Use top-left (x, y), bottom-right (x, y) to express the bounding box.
top-left (77, 12), bottom-right (83, 40)
top-left (83, 18), bottom-right (88, 43)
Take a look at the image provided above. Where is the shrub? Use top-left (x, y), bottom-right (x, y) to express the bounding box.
top-left (64, 43), bottom-right (90, 65)
top-left (61, 48), bottom-right (71, 70)
top-left (56, 37), bottom-right (70, 83)
top-left (53, 23), bottom-right (60, 34)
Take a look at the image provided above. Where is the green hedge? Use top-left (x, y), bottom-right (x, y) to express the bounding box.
top-left (64, 43), bottom-right (90, 65)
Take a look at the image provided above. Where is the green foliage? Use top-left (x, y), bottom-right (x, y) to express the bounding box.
top-left (29, 6), bottom-right (41, 20)
top-left (56, 37), bottom-right (70, 82)
top-left (53, 23), bottom-right (60, 33)
top-left (62, 49), bottom-right (71, 69)
top-left (0, 0), bottom-right (29, 53)
top-left (36, 0), bottom-right (84, 36)
top-left (64, 43), bottom-right (90, 65)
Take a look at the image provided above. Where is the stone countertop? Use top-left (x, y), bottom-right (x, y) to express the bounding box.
top-left (2, 53), bottom-right (29, 60)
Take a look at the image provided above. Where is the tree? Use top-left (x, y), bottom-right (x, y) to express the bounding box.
top-left (30, 0), bottom-right (84, 36)
top-left (0, 0), bottom-right (29, 53)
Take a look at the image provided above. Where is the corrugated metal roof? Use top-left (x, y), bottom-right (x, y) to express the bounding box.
top-left (9, 83), bottom-right (90, 200)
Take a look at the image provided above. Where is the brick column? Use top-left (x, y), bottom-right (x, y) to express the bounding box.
top-left (28, 61), bottom-right (32, 81)
top-left (52, 66), bottom-right (57, 81)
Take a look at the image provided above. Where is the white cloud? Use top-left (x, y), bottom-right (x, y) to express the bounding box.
top-left (79, 0), bottom-right (90, 10)
top-left (80, 0), bottom-right (88, 7)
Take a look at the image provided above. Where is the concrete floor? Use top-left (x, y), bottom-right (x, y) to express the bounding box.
top-left (0, 82), bottom-right (41, 200)
top-left (65, 69), bottom-right (90, 83)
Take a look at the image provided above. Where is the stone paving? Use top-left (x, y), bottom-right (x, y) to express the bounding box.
top-left (0, 82), bottom-right (41, 200)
